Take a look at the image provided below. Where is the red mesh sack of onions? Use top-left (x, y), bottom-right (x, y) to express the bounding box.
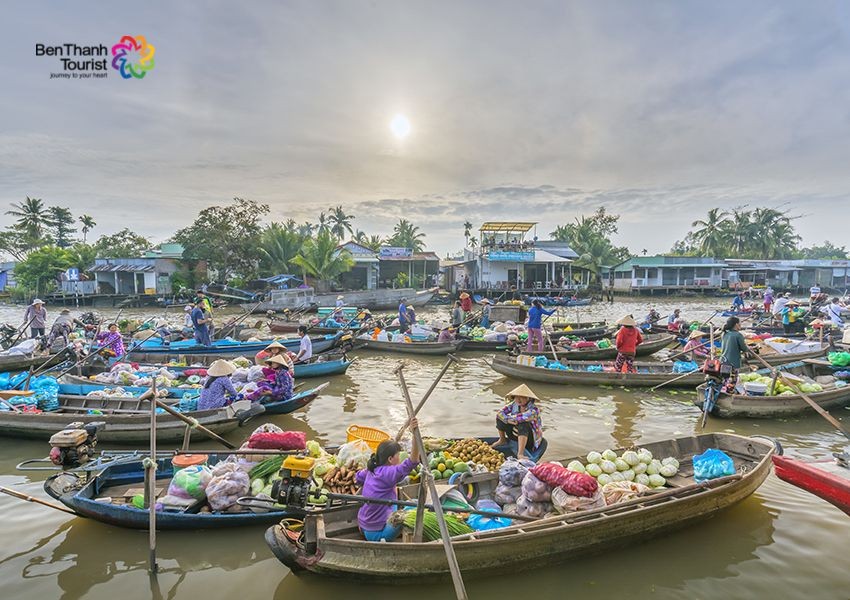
top-left (246, 430), bottom-right (306, 450)
top-left (530, 462), bottom-right (598, 498)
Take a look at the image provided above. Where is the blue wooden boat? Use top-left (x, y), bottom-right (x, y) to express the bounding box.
top-left (105, 356), bottom-right (354, 379)
top-left (44, 454), bottom-right (301, 529)
top-left (128, 333), bottom-right (342, 357)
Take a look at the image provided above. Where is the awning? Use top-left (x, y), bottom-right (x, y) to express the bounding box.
top-left (479, 222), bottom-right (536, 233)
top-left (90, 264), bottom-right (155, 273)
top-left (533, 250), bottom-right (572, 263)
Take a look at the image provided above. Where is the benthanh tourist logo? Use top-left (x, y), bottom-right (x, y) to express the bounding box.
top-left (111, 35), bottom-right (155, 79)
top-left (35, 36), bottom-right (155, 80)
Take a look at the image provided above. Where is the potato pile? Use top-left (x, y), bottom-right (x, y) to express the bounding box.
top-left (323, 466), bottom-right (360, 495)
top-left (447, 438), bottom-right (505, 472)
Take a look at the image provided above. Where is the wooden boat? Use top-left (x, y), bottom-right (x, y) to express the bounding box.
top-left (772, 454), bottom-right (850, 516)
top-left (44, 454), bottom-right (300, 529)
top-left (354, 339), bottom-right (465, 355)
top-left (521, 333), bottom-right (677, 361)
top-left (0, 384), bottom-right (327, 441)
top-left (459, 326), bottom-right (609, 352)
top-left (0, 349), bottom-right (70, 373)
top-left (245, 287), bottom-right (437, 313)
top-left (490, 355), bottom-right (704, 387)
top-left (127, 333), bottom-right (343, 358)
top-left (265, 433), bottom-right (775, 581)
top-left (757, 344), bottom-right (829, 365)
top-left (694, 361), bottom-right (850, 418)
top-left (87, 355), bottom-right (354, 379)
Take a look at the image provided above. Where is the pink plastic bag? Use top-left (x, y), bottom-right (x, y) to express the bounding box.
top-left (531, 462), bottom-right (598, 498)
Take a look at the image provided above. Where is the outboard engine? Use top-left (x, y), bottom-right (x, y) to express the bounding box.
top-left (271, 455), bottom-right (315, 508)
top-left (48, 422), bottom-right (104, 468)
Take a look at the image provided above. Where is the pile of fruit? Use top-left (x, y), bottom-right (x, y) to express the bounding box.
top-left (446, 439), bottom-right (506, 472)
top-left (564, 448), bottom-right (679, 489)
top-left (428, 450), bottom-right (471, 480)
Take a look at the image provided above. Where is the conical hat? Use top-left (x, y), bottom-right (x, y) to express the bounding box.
top-left (265, 354), bottom-right (291, 367)
top-left (207, 359), bottom-right (235, 377)
top-left (616, 315), bottom-right (637, 327)
top-left (460, 292), bottom-right (470, 299)
top-left (265, 341), bottom-right (286, 351)
top-left (688, 329), bottom-right (706, 340)
top-left (506, 383), bottom-right (539, 401)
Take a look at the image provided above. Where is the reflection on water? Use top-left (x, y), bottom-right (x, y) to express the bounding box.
top-left (1, 299), bottom-right (850, 599)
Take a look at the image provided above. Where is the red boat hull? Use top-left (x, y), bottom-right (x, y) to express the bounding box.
top-left (772, 455), bottom-right (850, 516)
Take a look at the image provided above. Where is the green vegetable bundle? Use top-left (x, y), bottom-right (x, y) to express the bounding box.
top-left (249, 456), bottom-right (284, 480)
top-left (402, 509), bottom-right (473, 541)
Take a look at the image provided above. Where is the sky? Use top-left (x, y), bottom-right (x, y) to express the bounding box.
top-left (2, 1), bottom-right (850, 257)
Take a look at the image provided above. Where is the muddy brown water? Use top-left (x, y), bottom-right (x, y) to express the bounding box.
top-left (0, 299), bottom-right (848, 600)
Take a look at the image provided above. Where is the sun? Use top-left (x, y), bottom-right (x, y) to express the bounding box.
top-left (389, 114), bottom-right (411, 139)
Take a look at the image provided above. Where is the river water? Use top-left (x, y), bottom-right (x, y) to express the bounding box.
top-left (0, 298), bottom-right (848, 600)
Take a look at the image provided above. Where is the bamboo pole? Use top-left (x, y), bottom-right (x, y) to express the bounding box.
top-left (147, 379), bottom-right (158, 573)
top-left (394, 354), bottom-right (459, 441)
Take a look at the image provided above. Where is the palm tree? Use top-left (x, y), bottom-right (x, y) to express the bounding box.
top-left (79, 214), bottom-right (96, 243)
top-left (316, 211), bottom-right (330, 235)
top-left (690, 208), bottom-right (729, 256)
top-left (722, 209), bottom-right (753, 255)
top-left (328, 205), bottom-right (355, 240)
top-left (292, 229), bottom-right (355, 291)
top-left (353, 230), bottom-right (384, 252)
top-left (259, 223), bottom-right (307, 274)
top-left (550, 225), bottom-right (571, 241)
top-left (386, 219), bottom-right (426, 252)
top-left (463, 221), bottom-right (473, 246)
top-left (7, 196), bottom-right (50, 249)
top-left (297, 222), bottom-right (315, 237)
top-left (469, 236), bottom-right (478, 249)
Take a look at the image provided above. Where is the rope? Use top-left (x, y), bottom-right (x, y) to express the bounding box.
top-left (142, 457), bottom-right (158, 471)
top-left (186, 417), bottom-right (200, 429)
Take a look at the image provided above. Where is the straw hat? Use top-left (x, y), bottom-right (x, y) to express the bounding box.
top-left (480, 298), bottom-right (492, 304)
top-left (32, 298), bottom-right (44, 305)
top-left (460, 292), bottom-right (470, 299)
top-left (207, 359), bottom-right (235, 377)
top-left (506, 383), bottom-right (540, 402)
top-left (265, 341), bottom-right (286, 351)
top-left (337, 295), bottom-right (344, 300)
top-left (688, 330), bottom-right (706, 340)
top-left (407, 305), bottom-right (414, 310)
top-left (616, 315), bottom-right (637, 327)
top-left (786, 300), bottom-right (801, 307)
top-left (784, 292), bottom-right (792, 298)
top-left (184, 305), bottom-right (193, 311)
top-left (265, 354), bottom-right (291, 367)
top-left (60, 309), bottom-right (71, 315)
top-left (156, 320), bottom-right (168, 328)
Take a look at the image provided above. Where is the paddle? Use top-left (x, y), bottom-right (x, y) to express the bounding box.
top-left (395, 362), bottom-right (468, 600)
top-left (140, 391), bottom-right (238, 449)
top-left (747, 350), bottom-right (850, 441)
top-left (8, 313), bottom-right (38, 348)
top-left (215, 301), bottom-right (263, 340)
top-left (700, 324), bottom-right (717, 428)
top-left (0, 485), bottom-right (79, 516)
top-left (146, 380), bottom-right (159, 573)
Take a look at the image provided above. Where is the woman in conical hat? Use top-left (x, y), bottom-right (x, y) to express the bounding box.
top-left (198, 360), bottom-right (238, 410)
top-left (247, 354), bottom-right (294, 403)
top-left (614, 314), bottom-right (642, 373)
top-left (491, 383), bottom-right (545, 461)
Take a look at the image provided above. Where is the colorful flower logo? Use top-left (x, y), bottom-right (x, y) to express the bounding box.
top-left (111, 35), bottom-right (155, 79)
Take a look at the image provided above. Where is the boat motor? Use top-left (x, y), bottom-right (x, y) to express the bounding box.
top-left (48, 422), bottom-right (104, 468)
top-left (271, 455), bottom-right (315, 508)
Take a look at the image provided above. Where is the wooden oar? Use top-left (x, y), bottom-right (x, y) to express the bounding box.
top-left (649, 367), bottom-right (703, 392)
top-left (748, 350), bottom-right (850, 441)
top-left (700, 324), bottom-right (717, 428)
top-left (138, 390), bottom-right (238, 449)
top-left (395, 362), bottom-right (468, 600)
top-left (394, 354), bottom-right (459, 441)
top-left (0, 485), bottom-right (79, 515)
top-left (215, 301), bottom-right (263, 340)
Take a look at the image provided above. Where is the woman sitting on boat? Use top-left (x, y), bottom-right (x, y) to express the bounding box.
top-left (491, 384), bottom-right (547, 462)
top-left (355, 425), bottom-right (420, 542)
top-left (247, 354), bottom-right (294, 402)
top-left (614, 315), bottom-right (643, 373)
top-left (95, 323), bottom-right (125, 357)
top-left (437, 326), bottom-right (456, 343)
top-left (198, 359), bottom-right (239, 410)
top-left (683, 330), bottom-right (709, 361)
top-left (254, 341), bottom-right (295, 371)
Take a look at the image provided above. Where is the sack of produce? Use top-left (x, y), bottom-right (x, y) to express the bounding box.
top-left (247, 365), bottom-right (266, 382)
top-left (160, 465), bottom-right (212, 507)
top-left (498, 457), bottom-right (535, 487)
top-left (531, 462), bottom-right (598, 498)
top-left (206, 462), bottom-right (250, 511)
top-left (828, 352), bottom-right (850, 367)
top-left (337, 439), bottom-right (373, 469)
top-left (247, 430), bottom-right (306, 450)
top-left (467, 499), bottom-right (512, 530)
top-left (521, 471), bottom-right (552, 502)
top-left (494, 482), bottom-right (522, 505)
top-left (551, 486), bottom-right (606, 513)
top-left (600, 481), bottom-right (651, 505)
top-left (673, 361), bottom-right (698, 373)
top-left (515, 494), bottom-right (552, 518)
top-left (692, 448), bottom-right (736, 482)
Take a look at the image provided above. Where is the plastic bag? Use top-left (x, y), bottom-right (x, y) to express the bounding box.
top-left (551, 486), bottom-right (606, 513)
top-left (467, 499), bottom-right (512, 530)
top-left (531, 463), bottom-right (598, 498)
top-left (828, 352), bottom-right (850, 367)
top-left (160, 465), bottom-right (212, 507)
top-left (498, 457), bottom-right (535, 487)
top-left (206, 462), bottom-right (250, 511)
top-left (247, 430), bottom-right (306, 450)
top-left (494, 482), bottom-right (522, 505)
top-left (515, 494), bottom-right (552, 518)
top-left (247, 365), bottom-right (267, 382)
top-left (337, 439), bottom-right (373, 469)
top-left (673, 361), bottom-right (698, 373)
top-left (521, 471), bottom-right (552, 502)
top-left (600, 481), bottom-right (651, 505)
top-left (692, 448), bottom-right (736, 482)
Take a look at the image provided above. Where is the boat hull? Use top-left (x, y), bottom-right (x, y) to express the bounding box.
top-left (354, 340), bottom-right (464, 355)
top-left (246, 288), bottom-right (437, 313)
top-left (772, 455), bottom-right (850, 516)
top-left (521, 333), bottom-right (676, 360)
top-left (127, 334), bottom-right (340, 358)
top-left (490, 356), bottom-right (704, 387)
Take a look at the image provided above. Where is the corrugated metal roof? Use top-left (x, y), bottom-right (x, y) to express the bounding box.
top-left (378, 252), bottom-right (440, 262)
top-left (90, 264), bottom-right (155, 273)
top-left (479, 222), bottom-right (536, 233)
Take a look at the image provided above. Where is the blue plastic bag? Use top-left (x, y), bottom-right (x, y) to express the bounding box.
top-left (673, 361), bottom-right (698, 374)
top-left (534, 356), bottom-right (548, 367)
top-left (692, 448), bottom-right (736, 482)
top-left (467, 499), bottom-right (512, 531)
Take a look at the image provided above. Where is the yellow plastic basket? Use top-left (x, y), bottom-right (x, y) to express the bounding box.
top-left (346, 424), bottom-right (390, 452)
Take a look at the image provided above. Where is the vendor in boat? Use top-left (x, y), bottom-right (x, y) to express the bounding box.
top-left (731, 293), bottom-right (746, 311)
top-left (153, 320), bottom-right (171, 346)
top-left (437, 326), bottom-right (456, 343)
top-left (614, 315), bottom-right (643, 373)
top-left (683, 329), bottom-right (710, 361)
top-left (44, 309), bottom-right (85, 350)
top-left (667, 309), bottom-right (682, 333)
top-left (355, 422), bottom-right (420, 542)
top-left (480, 298), bottom-right (493, 328)
top-left (24, 298), bottom-right (47, 339)
top-left (254, 341), bottom-right (295, 372)
top-left (196, 289), bottom-right (215, 338)
top-left (198, 359), bottom-right (239, 410)
top-left (763, 288), bottom-right (774, 314)
top-left (95, 323), bottom-right (125, 357)
top-left (397, 298), bottom-right (410, 334)
top-left (641, 307), bottom-right (661, 329)
top-left (190, 302), bottom-right (212, 346)
top-left (451, 300), bottom-right (464, 327)
top-left (295, 325), bottom-right (312, 363)
top-left (182, 304), bottom-right (195, 337)
top-left (527, 299), bottom-right (556, 353)
top-left (780, 299), bottom-right (805, 335)
top-left (406, 304), bottom-right (417, 327)
top-left (491, 383), bottom-right (546, 462)
top-left (460, 291), bottom-right (473, 318)
top-left (822, 297), bottom-right (846, 328)
top-left (720, 316), bottom-right (750, 393)
top-left (247, 354), bottom-right (294, 402)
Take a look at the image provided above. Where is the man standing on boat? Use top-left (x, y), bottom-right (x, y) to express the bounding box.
top-left (295, 325), bottom-right (312, 363)
top-left (196, 289), bottom-right (215, 338)
top-left (397, 297), bottom-right (409, 334)
top-left (191, 303), bottom-right (211, 346)
top-left (24, 299), bottom-right (47, 339)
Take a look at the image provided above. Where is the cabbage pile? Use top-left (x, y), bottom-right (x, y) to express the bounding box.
top-left (565, 448), bottom-right (679, 489)
top-left (737, 372), bottom-right (822, 396)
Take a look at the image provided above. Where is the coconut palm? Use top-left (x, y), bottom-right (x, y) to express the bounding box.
top-left (722, 209), bottom-right (754, 255)
top-left (316, 212), bottom-right (330, 235)
top-left (7, 196), bottom-right (50, 249)
top-left (386, 219), bottom-right (426, 252)
top-left (463, 220), bottom-right (473, 246)
top-left (292, 229), bottom-right (355, 291)
top-left (690, 208), bottom-right (729, 256)
top-left (259, 223), bottom-right (307, 274)
top-left (353, 230), bottom-right (384, 251)
top-left (79, 214), bottom-right (96, 243)
top-left (328, 205), bottom-right (355, 240)
top-left (469, 236), bottom-right (478, 249)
